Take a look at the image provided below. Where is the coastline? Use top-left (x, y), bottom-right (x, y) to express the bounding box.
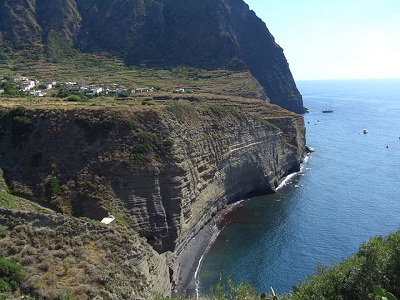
top-left (175, 160), bottom-right (310, 297)
top-left (175, 221), bottom-right (220, 297)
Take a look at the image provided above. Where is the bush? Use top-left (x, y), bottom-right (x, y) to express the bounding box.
top-left (210, 276), bottom-right (258, 300)
top-left (44, 176), bottom-right (61, 201)
top-left (66, 95), bottom-right (82, 102)
top-left (0, 258), bottom-right (23, 292)
top-left (286, 230), bottom-right (400, 300)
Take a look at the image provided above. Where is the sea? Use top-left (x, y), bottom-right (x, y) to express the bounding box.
top-left (197, 79), bottom-right (400, 296)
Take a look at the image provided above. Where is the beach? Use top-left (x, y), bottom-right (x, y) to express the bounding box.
top-left (175, 221), bottom-right (220, 297)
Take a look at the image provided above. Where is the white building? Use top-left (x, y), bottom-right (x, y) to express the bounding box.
top-left (101, 215), bottom-right (116, 226)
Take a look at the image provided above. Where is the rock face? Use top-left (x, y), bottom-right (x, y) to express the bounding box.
top-left (0, 0), bottom-right (304, 113)
top-left (0, 102), bottom-right (305, 255)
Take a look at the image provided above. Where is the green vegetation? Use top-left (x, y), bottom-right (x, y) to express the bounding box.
top-left (282, 230), bottom-right (400, 299)
top-left (130, 130), bottom-right (174, 165)
top-left (66, 95), bottom-right (83, 102)
top-left (210, 276), bottom-right (259, 300)
top-left (44, 176), bottom-right (61, 201)
top-left (259, 118), bottom-right (280, 131)
top-left (0, 80), bottom-right (22, 97)
top-left (0, 258), bottom-right (23, 292)
top-left (0, 191), bottom-right (17, 209)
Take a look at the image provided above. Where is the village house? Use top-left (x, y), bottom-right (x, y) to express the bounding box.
top-left (30, 90), bottom-right (47, 97)
top-left (0, 89), bottom-right (4, 94)
top-left (174, 88), bottom-right (186, 93)
top-left (116, 88), bottom-right (134, 97)
top-left (13, 77), bottom-right (38, 92)
top-left (135, 87), bottom-right (153, 93)
top-left (46, 82), bottom-right (56, 89)
top-left (87, 87), bottom-right (103, 96)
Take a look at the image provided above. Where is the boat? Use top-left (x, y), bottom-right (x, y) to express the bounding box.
top-left (363, 129), bottom-right (368, 134)
top-left (322, 102), bottom-right (334, 113)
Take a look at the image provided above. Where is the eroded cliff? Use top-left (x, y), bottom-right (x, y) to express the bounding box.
top-left (0, 99), bottom-right (304, 253)
top-left (0, 98), bottom-right (305, 297)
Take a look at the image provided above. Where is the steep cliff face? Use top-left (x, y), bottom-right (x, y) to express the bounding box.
top-left (0, 101), bottom-right (305, 254)
top-left (0, 0), bottom-right (304, 113)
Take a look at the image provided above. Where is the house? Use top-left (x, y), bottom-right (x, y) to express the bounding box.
top-left (116, 88), bottom-right (134, 97)
top-left (135, 87), bottom-right (153, 93)
top-left (21, 80), bottom-right (36, 91)
top-left (30, 90), bottom-right (47, 97)
top-left (79, 86), bottom-right (89, 93)
top-left (0, 89), bottom-right (4, 94)
top-left (46, 82), bottom-right (56, 89)
top-left (174, 88), bottom-right (185, 93)
top-left (87, 87), bottom-right (103, 96)
top-left (101, 215), bottom-right (116, 226)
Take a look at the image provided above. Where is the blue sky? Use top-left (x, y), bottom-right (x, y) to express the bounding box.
top-left (244, 0), bottom-right (400, 80)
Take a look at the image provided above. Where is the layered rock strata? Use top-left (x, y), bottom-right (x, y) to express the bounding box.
top-left (0, 99), bottom-right (305, 296)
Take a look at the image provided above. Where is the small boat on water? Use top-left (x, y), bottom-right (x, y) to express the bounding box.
top-left (363, 129), bottom-right (368, 134)
top-left (322, 102), bottom-right (334, 113)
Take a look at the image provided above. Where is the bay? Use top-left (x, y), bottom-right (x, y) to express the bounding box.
top-left (197, 79), bottom-right (400, 295)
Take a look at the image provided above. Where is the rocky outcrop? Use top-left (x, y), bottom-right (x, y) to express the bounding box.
top-left (0, 0), bottom-right (304, 113)
top-left (0, 100), bottom-right (305, 256)
top-left (0, 207), bottom-right (178, 299)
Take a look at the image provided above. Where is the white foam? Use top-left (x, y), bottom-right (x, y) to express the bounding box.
top-left (276, 153), bottom-right (311, 190)
top-left (194, 224), bottom-right (220, 298)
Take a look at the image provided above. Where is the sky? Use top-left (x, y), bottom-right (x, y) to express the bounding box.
top-left (243, 0), bottom-right (400, 80)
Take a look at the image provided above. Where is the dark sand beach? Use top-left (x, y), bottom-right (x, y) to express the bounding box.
top-left (175, 202), bottom-right (245, 297)
top-left (176, 222), bottom-right (219, 297)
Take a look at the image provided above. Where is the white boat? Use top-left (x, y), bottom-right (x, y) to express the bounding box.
top-left (363, 129), bottom-right (368, 134)
top-left (322, 102), bottom-right (334, 113)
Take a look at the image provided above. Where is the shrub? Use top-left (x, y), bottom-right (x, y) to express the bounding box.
top-left (66, 95), bottom-right (82, 102)
top-left (286, 230), bottom-right (400, 300)
top-left (210, 276), bottom-right (257, 300)
top-left (0, 258), bottom-right (23, 292)
top-left (44, 176), bottom-right (61, 200)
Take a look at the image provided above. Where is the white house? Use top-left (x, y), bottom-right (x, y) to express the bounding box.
top-left (0, 89), bottom-right (4, 94)
top-left (174, 88), bottom-right (185, 93)
top-left (101, 215), bottom-right (116, 226)
top-left (21, 80), bottom-right (36, 91)
top-left (135, 87), bottom-right (153, 93)
top-left (87, 87), bottom-right (103, 96)
top-left (46, 82), bottom-right (56, 89)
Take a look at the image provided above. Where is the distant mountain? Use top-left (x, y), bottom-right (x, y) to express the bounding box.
top-left (0, 0), bottom-right (304, 113)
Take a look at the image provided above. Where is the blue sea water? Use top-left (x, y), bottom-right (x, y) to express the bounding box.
top-left (197, 79), bottom-right (400, 295)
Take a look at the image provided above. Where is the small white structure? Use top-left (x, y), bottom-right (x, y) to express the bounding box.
top-left (135, 87), bottom-right (153, 93)
top-left (87, 87), bottom-right (103, 96)
top-left (0, 89), bottom-right (4, 94)
top-left (101, 215), bottom-right (116, 226)
top-left (174, 88), bottom-right (185, 93)
top-left (21, 80), bottom-right (36, 91)
top-left (46, 82), bottom-right (56, 89)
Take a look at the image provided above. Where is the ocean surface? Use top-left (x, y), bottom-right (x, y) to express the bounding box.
top-left (197, 79), bottom-right (400, 295)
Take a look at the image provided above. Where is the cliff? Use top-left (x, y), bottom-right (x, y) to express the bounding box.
top-left (0, 97), bottom-right (305, 297)
top-left (0, 0), bottom-right (304, 113)
top-left (0, 100), bottom-right (304, 254)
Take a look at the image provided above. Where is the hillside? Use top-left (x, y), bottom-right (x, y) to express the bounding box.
top-left (0, 0), bottom-right (304, 113)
